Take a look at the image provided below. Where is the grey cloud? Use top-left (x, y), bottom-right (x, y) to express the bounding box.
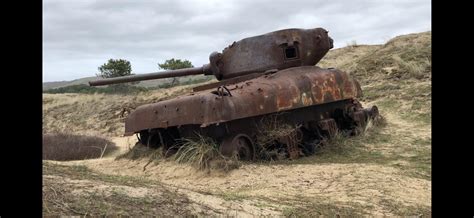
top-left (43, 0), bottom-right (431, 82)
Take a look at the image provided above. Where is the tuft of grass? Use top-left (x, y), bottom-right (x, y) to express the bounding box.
top-left (173, 135), bottom-right (220, 170)
top-left (256, 116), bottom-right (299, 146)
top-left (43, 133), bottom-right (118, 161)
top-left (173, 135), bottom-right (240, 172)
top-left (116, 142), bottom-right (163, 161)
top-left (115, 136), bottom-right (240, 172)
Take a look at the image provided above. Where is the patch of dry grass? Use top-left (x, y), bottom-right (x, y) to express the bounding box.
top-left (42, 162), bottom-right (200, 216)
top-left (116, 135), bottom-right (240, 172)
top-left (253, 115), bottom-right (304, 160)
top-left (43, 133), bottom-right (118, 161)
top-left (173, 135), bottom-right (240, 172)
top-left (173, 136), bottom-right (220, 170)
top-left (43, 85), bottom-right (195, 137)
top-left (319, 31), bottom-right (431, 83)
top-left (255, 115), bottom-right (300, 146)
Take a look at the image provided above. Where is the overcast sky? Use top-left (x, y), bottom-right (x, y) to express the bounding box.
top-left (43, 0), bottom-right (431, 82)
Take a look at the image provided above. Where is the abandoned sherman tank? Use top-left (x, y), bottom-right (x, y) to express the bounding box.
top-left (89, 27), bottom-right (379, 160)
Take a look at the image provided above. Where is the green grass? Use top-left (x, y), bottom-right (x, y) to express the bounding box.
top-left (277, 196), bottom-right (369, 216)
top-left (221, 192), bottom-right (248, 201)
top-left (276, 194), bottom-right (430, 217)
top-left (392, 148), bottom-right (431, 180)
top-left (43, 162), bottom-right (152, 188)
top-left (361, 83), bottom-right (402, 101)
top-left (44, 84), bottom-right (149, 95)
top-left (378, 199), bottom-right (431, 216)
top-left (173, 135), bottom-right (241, 172)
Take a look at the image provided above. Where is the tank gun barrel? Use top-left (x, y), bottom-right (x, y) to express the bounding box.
top-left (89, 65), bottom-right (210, 86)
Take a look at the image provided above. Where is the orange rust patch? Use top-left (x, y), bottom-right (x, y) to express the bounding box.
top-left (301, 92), bottom-right (313, 106)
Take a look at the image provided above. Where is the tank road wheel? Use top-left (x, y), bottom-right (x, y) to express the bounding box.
top-left (348, 105), bottom-right (380, 135)
top-left (138, 130), bottom-right (161, 148)
top-left (220, 134), bottom-right (255, 161)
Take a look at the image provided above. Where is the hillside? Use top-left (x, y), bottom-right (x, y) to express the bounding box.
top-left (43, 76), bottom-right (98, 91)
top-left (43, 31), bottom-right (431, 216)
top-left (43, 74), bottom-right (213, 91)
top-left (319, 31), bottom-right (431, 125)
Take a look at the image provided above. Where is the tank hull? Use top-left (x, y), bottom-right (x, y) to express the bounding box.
top-left (125, 66), bottom-right (363, 136)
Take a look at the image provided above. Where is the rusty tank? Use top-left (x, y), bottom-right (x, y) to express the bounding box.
top-left (89, 27), bottom-right (379, 160)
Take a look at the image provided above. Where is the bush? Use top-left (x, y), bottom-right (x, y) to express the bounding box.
top-left (43, 133), bottom-right (118, 161)
top-left (117, 135), bottom-right (240, 172)
top-left (173, 135), bottom-right (225, 171)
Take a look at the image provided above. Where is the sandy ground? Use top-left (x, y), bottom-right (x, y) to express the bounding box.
top-left (49, 108), bottom-right (431, 216)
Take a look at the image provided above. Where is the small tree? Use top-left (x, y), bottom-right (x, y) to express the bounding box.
top-left (97, 59), bottom-right (138, 93)
top-left (97, 59), bottom-right (132, 78)
top-left (158, 58), bottom-right (193, 85)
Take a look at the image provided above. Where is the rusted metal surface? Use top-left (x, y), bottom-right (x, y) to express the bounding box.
top-left (216, 28), bottom-right (333, 80)
top-left (124, 66), bottom-right (362, 136)
top-left (192, 73), bottom-right (262, 92)
top-left (89, 27), bottom-right (333, 86)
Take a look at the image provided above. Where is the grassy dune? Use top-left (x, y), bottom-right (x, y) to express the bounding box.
top-left (43, 31), bottom-right (431, 216)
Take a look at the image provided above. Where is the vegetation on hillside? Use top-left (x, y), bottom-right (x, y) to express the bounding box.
top-left (43, 133), bottom-right (118, 161)
top-left (319, 31), bottom-right (431, 124)
top-left (43, 84), bottom-right (148, 94)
